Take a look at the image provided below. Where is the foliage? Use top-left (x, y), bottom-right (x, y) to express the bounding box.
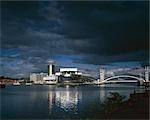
top-left (101, 92), bottom-right (125, 113)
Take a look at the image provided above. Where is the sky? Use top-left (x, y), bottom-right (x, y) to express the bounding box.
top-left (0, 1), bottom-right (149, 78)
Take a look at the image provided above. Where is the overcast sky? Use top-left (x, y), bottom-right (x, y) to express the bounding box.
top-left (0, 1), bottom-right (149, 78)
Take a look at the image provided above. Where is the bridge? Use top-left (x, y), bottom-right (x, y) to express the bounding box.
top-left (97, 67), bottom-right (149, 84)
top-left (99, 75), bottom-right (145, 84)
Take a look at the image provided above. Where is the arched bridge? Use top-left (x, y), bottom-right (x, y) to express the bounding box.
top-left (101, 75), bottom-right (145, 83)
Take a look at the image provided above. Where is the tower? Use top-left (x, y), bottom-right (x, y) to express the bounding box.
top-left (100, 68), bottom-right (105, 82)
top-left (48, 61), bottom-right (55, 76)
top-left (145, 66), bottom-right (149, 82)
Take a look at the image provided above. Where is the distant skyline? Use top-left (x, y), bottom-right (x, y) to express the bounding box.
top-left (1, 1), bottom-right (149, 78)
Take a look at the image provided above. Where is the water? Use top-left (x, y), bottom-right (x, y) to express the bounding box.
top-left (1, 84), bottom-right (145, 119)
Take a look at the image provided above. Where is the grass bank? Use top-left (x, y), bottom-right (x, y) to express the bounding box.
top-left (97, 90), bottom-right (150, 119)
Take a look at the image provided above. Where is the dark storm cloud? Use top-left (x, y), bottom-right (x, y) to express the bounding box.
top-left (0, 1), bottom-right (149, 77)
top-left (73, 50), bottom-right (148, 65)
top-left (1, 1), bottom-right (148, 55)
top-left (60, 1), bottom-right (149, 55)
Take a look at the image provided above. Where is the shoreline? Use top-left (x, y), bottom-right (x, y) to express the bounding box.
top-left (105, 90), bottom-right (150, 119)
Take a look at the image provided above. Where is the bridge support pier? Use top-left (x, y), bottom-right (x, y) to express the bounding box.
top-left (138, 80), bottom-right (144, 86)
top-left (145, 66), bottom-right (149, 82)
top-left (99, 68), bottom-right (105, 82)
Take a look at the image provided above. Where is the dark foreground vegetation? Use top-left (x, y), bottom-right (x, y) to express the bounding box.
top-left (90, 90), bottom-right (149, 119)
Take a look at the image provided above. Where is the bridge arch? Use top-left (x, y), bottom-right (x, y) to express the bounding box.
top-left (103, 75), bottom-right (145, 83)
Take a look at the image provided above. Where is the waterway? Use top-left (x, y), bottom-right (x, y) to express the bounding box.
top-left (1, 84), bottom-right (145, 119)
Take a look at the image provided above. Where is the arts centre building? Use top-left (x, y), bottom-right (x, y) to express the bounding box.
top-left (56, 68), bottom-right (82, 83)
top-left (30, 60), bottom-right (83, 84)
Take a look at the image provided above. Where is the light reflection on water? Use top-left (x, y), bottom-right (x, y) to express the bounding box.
top-left (46, 84), bottom-right (145, 118)
top-left (48, 86), bottom-right (82, 115)
top-left (1, 84), bottom-right (145, 119)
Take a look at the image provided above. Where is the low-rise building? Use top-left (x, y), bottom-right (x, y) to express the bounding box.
top-left (55, 68), bottom-right (82, 83)
top-left (30, 73), bottom-right (48, 84)
top-left (56, 68), bottom-right (82, 77)
top-left (43, 75), bottom-right (57, 84)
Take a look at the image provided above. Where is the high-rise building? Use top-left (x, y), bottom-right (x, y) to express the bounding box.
top-left (48, 61), bottom-right (55, 76)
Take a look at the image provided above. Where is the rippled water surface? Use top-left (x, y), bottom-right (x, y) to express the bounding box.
top-left (1, 84), bottom-right (145, 119)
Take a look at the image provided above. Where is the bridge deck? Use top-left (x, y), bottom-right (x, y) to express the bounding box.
top-left (105, 80), bottom-right (138, 83)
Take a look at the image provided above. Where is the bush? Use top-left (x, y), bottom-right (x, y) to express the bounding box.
top-left (101, 92), bottom-right (125, 113)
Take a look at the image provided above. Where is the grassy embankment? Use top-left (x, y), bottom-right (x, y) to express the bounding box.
top-left (84, 90), bottom-right (149, 119)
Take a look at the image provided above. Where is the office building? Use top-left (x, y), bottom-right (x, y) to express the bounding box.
top-left (30, 73), bottom-right (48, 84)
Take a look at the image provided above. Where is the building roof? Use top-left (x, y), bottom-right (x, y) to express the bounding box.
top-left (60, 68), bottom-right (78, 72)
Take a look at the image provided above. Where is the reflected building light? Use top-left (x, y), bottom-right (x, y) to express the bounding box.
top-left (66, 85), bottom-right (69, 89)
top-left (66, 91), bottom-right (70, 102)
top-left (99, 86), bottom-right (106, 102)
top-left (55, 91), bottom-right (80, 112)
top-left (48, 92), bottom-right (55, 114)
top-left (48, 88), bottom-right (82, 114)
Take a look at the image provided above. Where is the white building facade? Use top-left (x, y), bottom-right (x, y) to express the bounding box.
top-left (56, 68), bottom-right (82, 77)
top-left (30, 73), bottom-right (48, 84)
